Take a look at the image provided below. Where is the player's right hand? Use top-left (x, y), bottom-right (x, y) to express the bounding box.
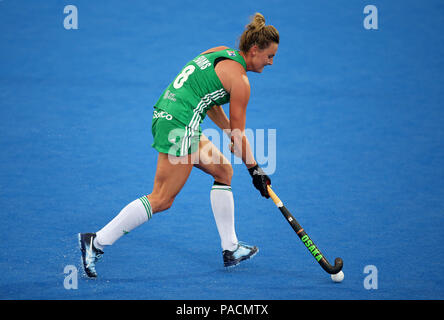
top-left (248, 164), bottom-right (271, 198)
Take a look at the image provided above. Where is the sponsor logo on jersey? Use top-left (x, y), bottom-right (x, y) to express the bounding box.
top-left (153, 110), bottom-right (173, 121)
top-left (227, 50), bottom-right (236, 57)
top-left (163, 90), bottom-right (177, 102)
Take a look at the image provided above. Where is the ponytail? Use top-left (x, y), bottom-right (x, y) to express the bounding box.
top-left (239, 13), bottom-right (279, 53)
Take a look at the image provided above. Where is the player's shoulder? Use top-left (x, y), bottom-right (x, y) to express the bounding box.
top-left (217, 57), bottom-right (247, 76)
top-left (216, 60), bottom-right (249, 94)
top-left (200, 46), bottom-right (230, 55)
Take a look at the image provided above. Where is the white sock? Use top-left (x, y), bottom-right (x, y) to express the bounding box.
top-left (95, 196), bottom-right (153, 250)
top-left (210, 183), bottom-right (238, 251)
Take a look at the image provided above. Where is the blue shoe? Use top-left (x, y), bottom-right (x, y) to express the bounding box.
top-left (223, 242), bottom-right (259, 268)
top-left (78, 233), bottom-right (103, 278)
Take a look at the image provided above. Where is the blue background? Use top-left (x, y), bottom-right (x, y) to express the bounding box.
top-left (0, 0), bottom-right (443, 300)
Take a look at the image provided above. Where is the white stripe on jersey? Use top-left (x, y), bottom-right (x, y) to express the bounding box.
top-left (180, 89), bottom-right (228, 155)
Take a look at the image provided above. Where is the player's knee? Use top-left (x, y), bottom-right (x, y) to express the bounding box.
top-left (148, 194), bottom-right (175, 213)
top-left (213, 164), bottom-right (233, 185)
top-left (158, 195), bottom-right (175, 211)
top-left (162, 198), bottom-right (174, 211)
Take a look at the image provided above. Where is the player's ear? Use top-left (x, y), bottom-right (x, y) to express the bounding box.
top-left (250, 44), bottom-right (259, 57)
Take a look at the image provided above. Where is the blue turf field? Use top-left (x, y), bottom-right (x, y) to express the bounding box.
top-left (1, 0), bottom-right (443, 300)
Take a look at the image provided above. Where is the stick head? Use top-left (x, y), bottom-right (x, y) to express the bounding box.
top-left (321, 256), bottom-right (343, 274)
top-left (330, 257), bottom-right (344, 274)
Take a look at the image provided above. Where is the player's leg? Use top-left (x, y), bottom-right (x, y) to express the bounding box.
top-left (95, 152), bottom-right (193, 248)
top-left (193, 134), bottom-right (233, 185)
top-left (194, 134), bottom-right (258, 267)
top-left (194, 134), bottom-right (236, 250)
top-left (79, 152), bottom-right (193, 277)
top-left (147, 152), bottom-right (194, 213)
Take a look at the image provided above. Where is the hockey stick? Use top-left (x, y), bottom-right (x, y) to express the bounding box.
top-left (267, 185), bottom-right (343, 275)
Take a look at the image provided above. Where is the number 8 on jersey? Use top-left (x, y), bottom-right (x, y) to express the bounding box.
top-left (173, 65), bottom-right (196, 89)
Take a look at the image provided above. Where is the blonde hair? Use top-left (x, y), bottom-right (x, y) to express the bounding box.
top-left (239, 13), bottom-right (279, 53)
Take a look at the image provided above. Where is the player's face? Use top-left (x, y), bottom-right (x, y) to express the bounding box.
top-left (250, 42), bottom-right (278, 73)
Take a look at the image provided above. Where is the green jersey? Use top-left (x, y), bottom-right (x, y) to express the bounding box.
top-left (154, 48), bottom-right (247, 129)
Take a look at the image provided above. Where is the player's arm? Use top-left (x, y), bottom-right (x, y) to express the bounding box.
top-left (207, 105), bottom-right (230, 134)
top-left (229, 73), bottom-right (271, 198)
top-left (228, 72), bottom-right (256, 168)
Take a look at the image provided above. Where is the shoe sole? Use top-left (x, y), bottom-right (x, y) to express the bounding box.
top-left (224, 247), bottom-right (259, 268)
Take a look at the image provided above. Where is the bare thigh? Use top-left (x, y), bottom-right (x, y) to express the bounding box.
top-left (147, 152), bottom-right (193, 214)
top-left (193, 134), bottom-right (233, 185)
top-left (147, 135), bottom-right (232, 214)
